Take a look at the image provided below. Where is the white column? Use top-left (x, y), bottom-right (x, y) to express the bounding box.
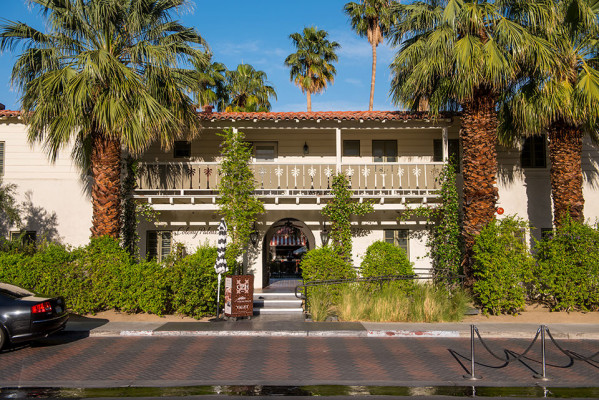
top-left (233, 127), bottom-right (238, 134)
top-left (442, 127), bottom-right (449, 162)
top-left (336, 128), bottom-right (342, 173)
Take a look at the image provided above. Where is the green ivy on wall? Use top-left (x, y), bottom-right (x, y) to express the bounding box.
top-left (322, 174), bottom-right (373, 261)
top-left (402, 161), bottom-right (462, 284)
top-left (217, 128), bottom-right (264, 273)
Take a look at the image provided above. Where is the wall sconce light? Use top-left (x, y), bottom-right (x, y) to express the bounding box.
top-left (250, 222), bottom-right (259, 246)
top-left (303, 142), bottom-right (309, 156)
top-left (321, 221), bottom-right (330, 246)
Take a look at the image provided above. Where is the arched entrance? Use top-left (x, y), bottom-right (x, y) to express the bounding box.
top-left (262, 218), bottom-right (315, 288)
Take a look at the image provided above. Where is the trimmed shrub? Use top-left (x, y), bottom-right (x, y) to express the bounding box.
top-left (68, 236), bottom-right (134, 313)
top-left (360, 241), bottom-right (413, 277)
top-left (533, 217), bottom-right (599, 311)
top-left (170, 245), bottom-right (224, 318)
top-left (301, 246), bottom-right (356, 317)
top-left (0, 242), bottom-right (72, 297)
top-left (472, 216), bottom-right (534, 315)
top-left (0, 237), bottom-right (225, 318)
top-left (300, 245), bottom-right (356, 282)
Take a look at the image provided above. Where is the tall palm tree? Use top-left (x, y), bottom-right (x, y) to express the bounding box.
top-left (0, 0), bottom-right (208, 239)
top-left (345, 0), bottom-right (396, 111)
top-left (285, 27), bottom-right (340, 112)
top-left (194, 54), bottom-right (227, 111)
top-left (223, 64), bottom-right (277, 112)
top-left (499, 0), bottom-right (599, 228)
top-left (390, 0), bottom-right (553, 283)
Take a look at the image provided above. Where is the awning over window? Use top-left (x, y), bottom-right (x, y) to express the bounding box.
top-left (270, 225), bottom-right (307, 246)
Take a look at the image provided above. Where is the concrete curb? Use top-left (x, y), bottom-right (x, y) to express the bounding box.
top-left (78, 329), bottom-right (599, 339)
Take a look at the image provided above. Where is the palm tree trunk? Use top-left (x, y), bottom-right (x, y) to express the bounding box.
top-left (90, 131), bottom-right (122, 239)
top-left (307, 90), bottom-right (312, 112)
top-left (369, 41), bottom-right (377, 111)
top-left (461, 90), bottom-right (499, 286)
top-left (548, 121), bottom-right (584, 228)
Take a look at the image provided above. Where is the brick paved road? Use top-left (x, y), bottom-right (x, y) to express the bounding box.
top-left (0, 335), bottom-right (597, 388)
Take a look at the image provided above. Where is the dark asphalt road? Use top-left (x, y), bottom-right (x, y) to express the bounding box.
top-left (0, 334), bottom-right (597, 390)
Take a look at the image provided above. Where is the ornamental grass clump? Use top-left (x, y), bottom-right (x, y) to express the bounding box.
top-left (309, 283), bottom-right (469, 322)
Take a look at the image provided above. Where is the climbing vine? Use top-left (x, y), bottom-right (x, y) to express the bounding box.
top-left (322, 174), bottom-right (373, 261)
top-left (403, 161), bottom-right (462, 284)
top-left (217, 128), bottom-right (264, 272)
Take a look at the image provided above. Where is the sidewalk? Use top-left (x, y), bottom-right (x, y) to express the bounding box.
top-left (65, 315), bottom-right (599, 340)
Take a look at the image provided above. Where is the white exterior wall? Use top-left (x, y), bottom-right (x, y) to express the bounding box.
top-left (136, 119), bottom-right (456, 288)
top-left (496, 137), bottom-right (599, 241)
top-left (7, 112), bottom-right (599, 290)
top-left (0, 119), bottom-right (92, 246)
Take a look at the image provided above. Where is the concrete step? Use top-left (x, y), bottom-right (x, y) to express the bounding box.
top-left (253, 299), bottom-right (303, 308)
top-left (253, 292), bottom-right (299, 300)
top-left (253, 288), bottom-right (304, 317)
top-left (254, 307), bottom-right (304, 315)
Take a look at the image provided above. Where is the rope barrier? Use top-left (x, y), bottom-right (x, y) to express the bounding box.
top-left (462, 324), bottom-right (596, 381)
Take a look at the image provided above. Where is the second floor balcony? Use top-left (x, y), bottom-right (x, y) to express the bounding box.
top-left (134, 161), bottom-right (447, 210)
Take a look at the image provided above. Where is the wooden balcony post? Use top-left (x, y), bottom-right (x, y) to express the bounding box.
top-left (442, 127), bottom-right (449, 162)
top-left (336, 128), bottom-right (342, 173)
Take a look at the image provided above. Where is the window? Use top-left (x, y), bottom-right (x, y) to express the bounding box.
top-left (253, 142), bottom-right (277, 161)
top-left (0, 141), bottom-right (4, 176)
top-left (372, 140), bottom-right (397, 162)
top-left (10, 230), bottom-right (36, 246)
top-left (433, 139), bottom-right (461, 172)
top-left (384, 229), bottom-right (409, 258)
top-left (173, 141), bottom-right (191, 158)
top-left (541, 228), bottom-right (554, 240)
top-left (521, 135), bottom-right (546, 168)
top-left (147, 231), bottom-right (172, 261)
top-left (343, 140), bottom-right (360, 156)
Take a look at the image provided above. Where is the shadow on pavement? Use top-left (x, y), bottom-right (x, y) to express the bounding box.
top-left (66, 314), bottom-right (110, 329)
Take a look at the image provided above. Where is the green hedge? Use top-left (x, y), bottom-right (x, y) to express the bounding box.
top-left (0, 237), bottom-right (229, 317)
top-left (300, 245), bottom-right (356, 282)
top-left (533, 217), bottom-right (599, 311)
top-left (360, 241), bottom-right (413, 277)
top-left (472, 216), bottom-right (534, 315)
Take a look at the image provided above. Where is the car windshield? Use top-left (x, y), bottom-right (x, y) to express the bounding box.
top-left (0, 283), bottom-right (34, 298)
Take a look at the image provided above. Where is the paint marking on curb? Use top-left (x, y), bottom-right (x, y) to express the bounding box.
top-left (120, 330), bottom-right (153, 336)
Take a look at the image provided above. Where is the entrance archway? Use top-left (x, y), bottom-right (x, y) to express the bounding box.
top-left (262, 218), bottom-right (315, 288)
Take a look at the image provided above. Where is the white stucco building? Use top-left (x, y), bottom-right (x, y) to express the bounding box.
top-left (2, 108), bottom-right (599, 289)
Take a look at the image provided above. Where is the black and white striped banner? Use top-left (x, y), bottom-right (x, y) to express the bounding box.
top-left (214, 218), bottom-right (228, 275)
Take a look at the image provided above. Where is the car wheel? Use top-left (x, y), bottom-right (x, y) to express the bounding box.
top-left (0, 325), bottom-right (6, 350)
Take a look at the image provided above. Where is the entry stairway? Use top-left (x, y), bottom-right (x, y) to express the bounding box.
top-left (253, 279), bottom-right (304, 316)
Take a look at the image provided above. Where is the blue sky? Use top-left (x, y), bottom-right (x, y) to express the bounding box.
top-left (0, 0), bottom-right (399, 112)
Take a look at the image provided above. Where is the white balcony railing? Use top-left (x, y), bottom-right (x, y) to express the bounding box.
top-left (135, 161), bottom-right (445, 196)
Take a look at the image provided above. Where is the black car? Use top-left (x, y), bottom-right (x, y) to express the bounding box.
top-left (0, 282), bottom-right (69, 349)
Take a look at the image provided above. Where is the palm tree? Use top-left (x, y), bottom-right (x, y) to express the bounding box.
top-left (195, 55), bottom-right (227, 111)
top-left (222, 64), bottom-right (277, 112)
top-left (285, 27), bottom-right (340, 112)
top-left (344, 0), bottom-right (396, 111)
top-left (389, 0), bottom-right (553, 283)
top-left (0, 0), bottom-right (208, 239)
top-left (499, 0), bottom-right (599, 228)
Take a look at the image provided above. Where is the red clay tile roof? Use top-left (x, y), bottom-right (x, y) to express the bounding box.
top-left (198, 110), bottom-right (447, 121)
top-left (1, 109), bottom-right (453, 121)
top-left (0, 110), bottom-right (22, 118)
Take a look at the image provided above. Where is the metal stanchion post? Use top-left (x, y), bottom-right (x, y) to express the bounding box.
top-left (534, 325), bottom-right (550, 381)
top-left (464, 324), bottom-right (482, 380)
